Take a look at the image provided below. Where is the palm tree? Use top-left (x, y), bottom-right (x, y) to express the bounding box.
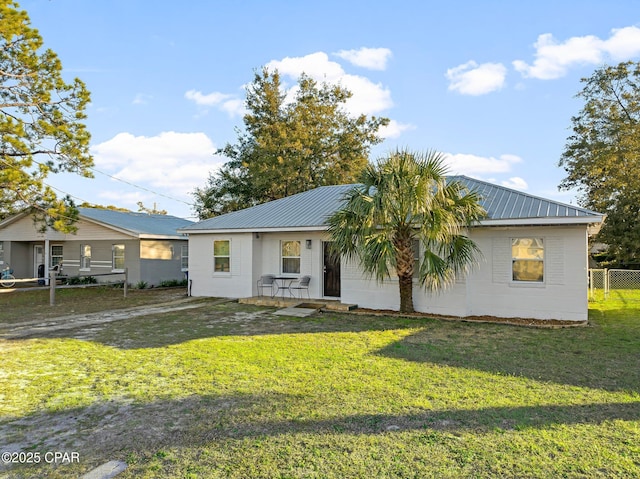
top-left (327, 149), bottom-right (486, 313)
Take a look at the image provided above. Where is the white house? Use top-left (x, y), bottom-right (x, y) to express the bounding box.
top-left (0, 208), bottom-right (192, 286)
top-left (180, 177), bottom-right (604, 321)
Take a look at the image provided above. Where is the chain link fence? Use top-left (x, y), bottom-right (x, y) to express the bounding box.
top-left (589, 268), bottom-right (640, 302)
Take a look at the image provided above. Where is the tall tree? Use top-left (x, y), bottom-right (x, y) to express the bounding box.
top-left (559, 61), bottom-right (640, 266)
top-left (193, 68), bottom-right (388, 218)
top-left (0, 0), bottom-right (92, 231)
top-left (327, 149), bottom-right (485, 313)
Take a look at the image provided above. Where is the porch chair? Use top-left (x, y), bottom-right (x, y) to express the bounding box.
top-left (289, 275), bottom-right (311, 299)
top-left (257, 274), bottom-right (277, 297)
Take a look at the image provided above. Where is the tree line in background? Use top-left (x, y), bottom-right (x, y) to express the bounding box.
top-left (559, 61), bottom-right (640, 268)
top-left (192, 68), bottom-right (389, 218)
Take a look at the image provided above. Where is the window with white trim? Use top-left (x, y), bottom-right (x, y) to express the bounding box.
top-left (80, 244), bottom-right (91, 270)
top-left (112, 244), bottom-right (125, 271)
top-left (0, 242), bottom-right (4, 265)
top-left (512, 238), bottom-right (544, 282)
top-left (181, 244), bottom-right (189, 271)
top-left (213, 240), bottom-right (230, 273)
top-left (51, 245), bottom-right (63, 268)
top-left (281, 240), bottom-right (301, 274)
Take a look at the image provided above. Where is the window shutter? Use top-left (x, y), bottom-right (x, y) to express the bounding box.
top-left (492, 237), bottom-right (510, 283)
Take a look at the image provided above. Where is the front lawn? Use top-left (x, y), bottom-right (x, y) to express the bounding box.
top-left (0, 290), bottom-right (639, 478)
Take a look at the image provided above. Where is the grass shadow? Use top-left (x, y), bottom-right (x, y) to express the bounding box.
top-left (375, 308), bottom-right (640, 393)
top-left (3, 391), bottom-right (639, 477)
top-left (4, 302), bottom-right (432, 349)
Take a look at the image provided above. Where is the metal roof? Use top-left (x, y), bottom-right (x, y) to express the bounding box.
top-left (453, 176), bottom-right (602, 220)
top-left (182, 184), bottom-right (355, 231)
top-left (182, 178), bottom-right (603, 233)
top-left (79, 208), bottom-right (193, 237)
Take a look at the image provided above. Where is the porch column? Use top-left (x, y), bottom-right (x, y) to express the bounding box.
top-left (44, 237), bottom-right (50, 286)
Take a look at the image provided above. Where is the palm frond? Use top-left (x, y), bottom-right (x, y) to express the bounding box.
top-left (327, 148), bottom-right (486, 312)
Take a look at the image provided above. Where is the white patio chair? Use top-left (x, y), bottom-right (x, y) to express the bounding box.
top-left (257, 274), bottom-right (277, 297)
top-left (289, 275), bottom-right (311, 299)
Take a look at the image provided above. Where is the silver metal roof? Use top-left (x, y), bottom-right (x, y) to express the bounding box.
top-left (182, 178), bottom-right (603, 232)
top-left (79, 208), bottom-right (193, 237)
top-left (453, 176), bottom-right (602, 219)
top-left (182, 184), bottom-right (355, 231)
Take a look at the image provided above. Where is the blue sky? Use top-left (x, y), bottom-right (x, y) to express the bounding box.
top-left (20, 0), bottom-right (640, 219)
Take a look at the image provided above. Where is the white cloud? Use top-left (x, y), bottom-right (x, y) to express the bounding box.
top-left (513, 26), bottom-right (640, 79)
top-left (219, 98), bottom-right (246, 117)
top-left (185, 50), bottom-right (394, 118)
top-left (378, 119), bottom-right (415, 139)
top-left (443, 152), bottom-right (522, 175)
top-left (185, 49), bottom-right (404, 136)
top-left (98, 190), bottom-right (148, 205)
top-left (446, 61), bottom-right (507, 95)
top-left (603, 26), bottom-right (640, 59)
top-left (91, 131), bottom-right (223, 200)
top-left (267, 52), bottom-right (345, 81)
top-left (184, 90), bottom-right (246, 117)
top-left (501, 176), bottom-right (528, 190)
top-left (266, 52), bottom-right (394, 116)
top-left (334, 47), bottom-right (392, 70)
top-left (339, 74), bottom-right (393, 115)
top-left (442, 153), bottom-right (528, 192)
top-left (185, 90), bottom-right (233, 106)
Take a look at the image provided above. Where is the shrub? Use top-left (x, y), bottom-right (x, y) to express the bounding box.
top-left (66, 275), bottom-right (98, 285)
top-left (158, 279), bottom-right (188, 288)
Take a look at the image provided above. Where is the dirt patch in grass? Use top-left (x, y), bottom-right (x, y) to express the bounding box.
top-left (0, 287), bottom-right (190, 325)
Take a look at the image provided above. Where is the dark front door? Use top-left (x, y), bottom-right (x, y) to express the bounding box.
top-left (323, 242), bottom-right (341, 297)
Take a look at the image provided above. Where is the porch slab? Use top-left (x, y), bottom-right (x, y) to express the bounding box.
top-left (239, 296), bottom-right (357, 312)
top-left (272, 307), bottom-right (318, 317)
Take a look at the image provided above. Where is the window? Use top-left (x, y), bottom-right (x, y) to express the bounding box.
top-left (412, 239), bottom-right (420, 279)
top-left (112, 244), bottom-right (125, 271)
top-left (80, 244), bottom-right (91, 270)
top-left (213, 240), bottom-right (230, 273)
top-left (181, 245), bottom-right (189, 271)
top-left (281, 240), bottom-right (301, 274)
top-left (51, 245), bottom-right (63, 268)
top-left (512, 238), bottom-right (544, 282)
top-left (0, 242), bottom-right (4, 265)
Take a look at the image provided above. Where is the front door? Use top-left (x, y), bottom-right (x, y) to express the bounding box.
top-left (323, 242), bottom-right (341, 297)
top-left (33, 245), bottom-right (44, 278)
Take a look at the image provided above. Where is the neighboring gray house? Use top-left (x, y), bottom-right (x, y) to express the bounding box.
top-left (0, 208), bottom-right (193, 286)
top-left (180, 177), bottom-right (604, 322)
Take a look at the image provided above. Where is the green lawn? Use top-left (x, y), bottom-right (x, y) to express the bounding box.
top-left (0, 289), bottom-right (639, 478)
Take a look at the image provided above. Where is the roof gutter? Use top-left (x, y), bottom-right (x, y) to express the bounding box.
top-left (139, 234), bottom-right (190, 240)
top-left (178, 225), bottom-right (328, 234)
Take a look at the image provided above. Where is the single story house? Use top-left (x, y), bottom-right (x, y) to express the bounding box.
top-left (179, 177), bottom-right (604, 321)
top-left (0, 208), bottom-right (193, 286)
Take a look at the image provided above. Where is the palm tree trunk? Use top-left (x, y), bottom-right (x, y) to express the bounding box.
top-left (398, 273), bottom-right (414, 313)
top-left (395, 235), bottom-right (415, 313)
